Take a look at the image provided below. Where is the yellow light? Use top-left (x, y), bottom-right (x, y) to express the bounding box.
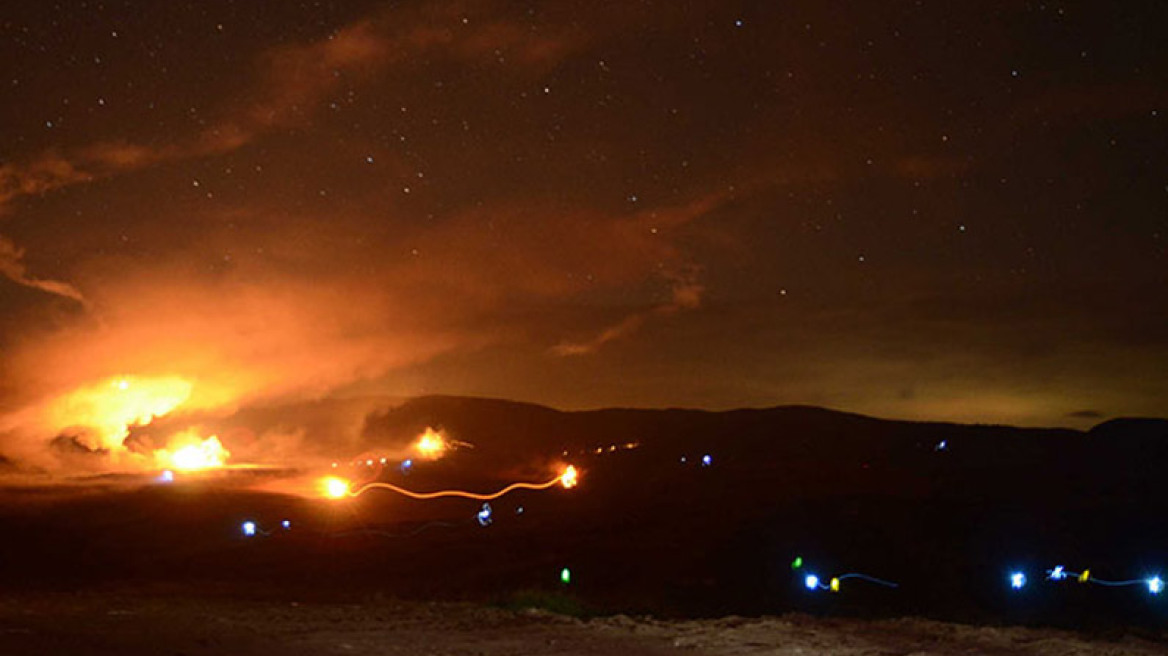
top-left (560, 465), bottom-right (578, 489)
top-left (321, 476), bottom-right (350, 499)
top-left (413, 427), bottom-right (447, 459)
top-left (154, 432), bottom-right (230, 471)
top-left (170, 436), bottom-right (228, 471)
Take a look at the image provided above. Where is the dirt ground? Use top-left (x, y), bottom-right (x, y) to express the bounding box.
top-left (1, 591), bottom-right (1165, 656)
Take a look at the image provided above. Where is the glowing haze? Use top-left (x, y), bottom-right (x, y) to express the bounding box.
top-left (0, 1), bottom-right (1165, 474)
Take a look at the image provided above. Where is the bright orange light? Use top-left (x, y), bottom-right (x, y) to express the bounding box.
top-left (560, 465), bottom-right (578, 489)
top-left (46, 375), bottom-right (193, 453)
top-left (320, 476), bottom-right (351, 499)
top-left (413, 427), bottom-right (447, 459)
top-left (154, 432), bottom-right (230, 471)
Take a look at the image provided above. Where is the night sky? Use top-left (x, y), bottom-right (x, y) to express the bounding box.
top-left (1, 0), bottom-right (1166, 463)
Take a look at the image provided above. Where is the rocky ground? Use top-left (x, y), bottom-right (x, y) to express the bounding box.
top-left (1, 590), bottom-right (1164, 656)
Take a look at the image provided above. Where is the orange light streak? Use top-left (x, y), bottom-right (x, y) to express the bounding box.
top-left (335, 465), bottom-right (579, 501)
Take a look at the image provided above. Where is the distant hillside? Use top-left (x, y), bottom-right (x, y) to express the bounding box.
top-left (356, 395), bottom-right (1168, 508)
top-left (362, 394), bottom-right (1085, 462)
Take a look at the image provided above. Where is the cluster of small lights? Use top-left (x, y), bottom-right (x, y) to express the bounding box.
top-left (568, 442), bottom-right (640, 457)
top-left (794, 557), bottom-right (1160, 597)
top-left (240, 518), bottom-right (293, 538)
top-left (793, 556), bottom-right (897, 593)
top-left (1007, 566), bottom-right (1163, 595)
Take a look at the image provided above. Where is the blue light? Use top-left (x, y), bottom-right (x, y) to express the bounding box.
top-left (477, 502), bottom-right (493, 527)
top-left (1149, 577), bottom-right (1164, 595)
top-left (701, 454), bottom-right (712, 467)
top-left (157, 469), bottom-right (174, 483)
top-left (241, 521), bottom-right (257, 537)
top-left (281, 520), bottom-right (291, 530)
top-left (804, 574), bottom-right (820, 590)
top-left (400, 459), bottom-right (413, 474)
top-left (1049, 565), bottom-right (1066, 581)
top-left (1010, 572), bottom-right (1027, 589)
top-left (935, 440), bottom-right (947, 451)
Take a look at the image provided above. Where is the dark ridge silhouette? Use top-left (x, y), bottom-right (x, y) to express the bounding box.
top-left (1088, 417), bottom-right (1168, 440)
top-left (1, 395), bottom-right (1166, 628)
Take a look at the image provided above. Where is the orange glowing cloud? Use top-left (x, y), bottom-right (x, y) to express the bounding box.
top-left (0, 2), bottom-right (719, 475)
top-left (43, 375), bottom-right (192, 453)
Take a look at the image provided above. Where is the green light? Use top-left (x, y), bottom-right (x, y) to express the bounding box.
top-left (791, 556), bottom-right (803, 570)
top-left (560, 567), bottom-right (571, 584)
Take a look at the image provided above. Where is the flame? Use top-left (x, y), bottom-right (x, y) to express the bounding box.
top-left (560, 464), bottom-right (578, 489)
top-left (154, 432), bottom-right (230, 471)
top-left (413, 427), bottom-right (447, 459)
top-left (320, 476), bottom-right (351, 499)
top-left (45, 375), bottom-right (192, 453)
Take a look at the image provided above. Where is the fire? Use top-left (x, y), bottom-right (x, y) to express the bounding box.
top-left (560, 465), bottom-right (578, 489)
top-left (154, 432), bottom-right (230, 471)
top-left (413, 427), bottom-right (447, 459)
top-left (46, 375), bottom-right (192, 453)
top-left (320, 476), bottom-right (351, 499)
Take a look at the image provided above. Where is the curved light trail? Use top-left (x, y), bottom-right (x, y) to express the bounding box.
top-left (323, 465), bottom-right (578, 501)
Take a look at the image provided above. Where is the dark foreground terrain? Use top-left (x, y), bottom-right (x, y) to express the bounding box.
top-left (1, 397), bottom-right (1167, 649)
top-left (1, 589), bottom-right (1165, 656)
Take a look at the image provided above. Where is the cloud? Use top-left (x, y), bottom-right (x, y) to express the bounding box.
top-left (550, 269), bottom-right (705, 357)
top-left (548, 197), bottom-right (722, 356)
top-left (0, 2), bottom-right (585, 212)
top-left (0, 154), bottom-right (92, 210)
top-left (0, 236), bottom-right (85, 304)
